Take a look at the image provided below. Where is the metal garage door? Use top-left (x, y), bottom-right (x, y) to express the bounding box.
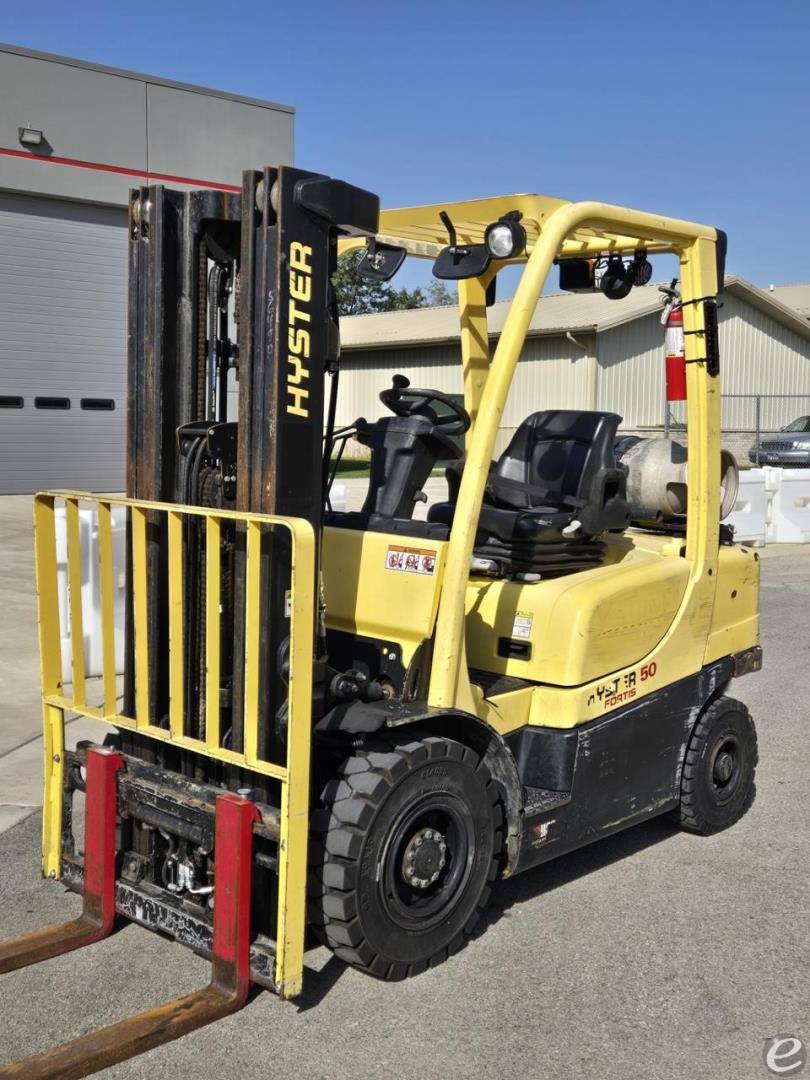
top-left (0, 193), bottom-right (128, 494)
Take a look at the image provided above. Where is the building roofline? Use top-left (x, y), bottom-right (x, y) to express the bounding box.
top-left (725, 276), bottom-right (810, 339)
top-left (341, 276), bottom-right (810, 353)
top-left (0, 41), bottom-right (295, 114)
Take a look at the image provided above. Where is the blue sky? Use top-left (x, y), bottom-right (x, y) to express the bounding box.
top-left (3, 1), bottom-right (809, 291)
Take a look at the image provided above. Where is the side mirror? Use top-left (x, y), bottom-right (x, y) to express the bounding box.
top-left (357, 240), bottom-right (407, 283)
top-left (432, 208), bottom-right (491, 281)
top-left (433, 243), bottom-right (492, 280)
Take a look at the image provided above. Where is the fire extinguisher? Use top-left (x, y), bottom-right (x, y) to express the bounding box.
top-left (660, 280), bottom-right (686, 402)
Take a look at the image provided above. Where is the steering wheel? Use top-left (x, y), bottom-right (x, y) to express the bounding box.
top-left (379, 375), bottom-right (471, 437)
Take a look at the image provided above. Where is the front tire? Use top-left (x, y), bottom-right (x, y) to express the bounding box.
top-left (671, 696), bottom-right (758, 834)
top-left (309, 734), bottom-right (504, 980)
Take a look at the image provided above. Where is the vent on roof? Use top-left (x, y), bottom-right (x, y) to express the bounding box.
top-left (80, 398), bottom-right (116, 411)
top-left (0, 396), bottom-right (24, 409)
top-left (35, 397), bottom-right (70, 410)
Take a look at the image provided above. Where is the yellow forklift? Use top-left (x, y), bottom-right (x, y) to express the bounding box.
top-left (0, 170), bottom-right (760, 1078)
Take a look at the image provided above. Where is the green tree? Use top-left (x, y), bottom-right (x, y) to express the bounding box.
top-left (334, 250), bottom-right (455, 316)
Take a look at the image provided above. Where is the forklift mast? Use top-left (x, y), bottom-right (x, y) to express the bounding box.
top-left (125, 167), bottom-right (378, 770)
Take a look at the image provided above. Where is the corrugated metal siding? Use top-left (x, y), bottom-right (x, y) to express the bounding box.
top-left (0, 193), bottom-right (128, 493)
top-left (596, 312), bottom-right (665, 427)
top-left (715, 292), bottom-right (810, 430)
top-left (336, 334), bottom-right (597, 454)
top-left (597, 295), bottom-right (810, 430)
top-left (338, 291), bottom-right (810, 450)
top-left (336, 345), bottom-right (464, 426)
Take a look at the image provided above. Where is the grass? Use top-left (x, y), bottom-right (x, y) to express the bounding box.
top-left (331, 459), bottom-right (371, 478)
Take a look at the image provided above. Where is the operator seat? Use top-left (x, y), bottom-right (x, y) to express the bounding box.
top-left (427, 410), bottom-right (630, 574)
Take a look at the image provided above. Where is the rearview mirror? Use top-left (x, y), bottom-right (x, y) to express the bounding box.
top-left (356, 240), bottom-right (407, 283)
top-left (433, 244), bottom-right (492, 280)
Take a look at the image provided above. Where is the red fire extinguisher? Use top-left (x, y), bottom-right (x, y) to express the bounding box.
top-left (661, 282), bottom-right (687, 402)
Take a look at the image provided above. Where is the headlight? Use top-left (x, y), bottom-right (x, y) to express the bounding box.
top-left (793, 441), bottom-right (807, 450)
top-left (484, 213), bottom-right (526, 260)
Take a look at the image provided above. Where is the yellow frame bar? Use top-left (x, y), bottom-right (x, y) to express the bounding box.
top-left (205, 516), bottom-right (222, 753)
top-left (97, 501), bottom-right (118, 718)
top-left (167, 511), bottom-right (185, 739)
top-left (243, 519), bottom-right (263, 768)
top-left (131, 505), bottom-right (150, 728)
top-left (64, 498), bottom-right (85, 710)
top-left (34, 496), bottom-right (64, 879)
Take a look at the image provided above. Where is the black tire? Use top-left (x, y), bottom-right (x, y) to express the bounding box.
top-left (671, 696), bottom-right (758, 834)
top-left (308, 734), bottom-right (504, 980)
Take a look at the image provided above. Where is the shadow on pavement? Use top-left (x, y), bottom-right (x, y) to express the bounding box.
top-left (294, 814), bottom-right (678, 1009)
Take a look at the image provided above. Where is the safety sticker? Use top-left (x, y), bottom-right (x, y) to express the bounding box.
top-left (284, 590), bottom-right (291, 618)
top-left (385, 545), bottom-right (436, 576)
top-left (512, 610), bottom-right (534, 640)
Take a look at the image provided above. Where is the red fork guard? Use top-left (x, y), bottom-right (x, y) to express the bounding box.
top-left (0, 752), bottom-right (261, 1080)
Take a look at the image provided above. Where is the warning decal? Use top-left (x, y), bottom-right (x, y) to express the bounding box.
top-left (385, 545), bottom-right (437, 576)
top-left (512, 610), bottom-right (533, 640)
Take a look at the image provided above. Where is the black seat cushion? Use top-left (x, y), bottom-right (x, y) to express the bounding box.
top-left (428, 501), bottom-right (572, 543)
top-left (429, 409), bottom-right (630, 547)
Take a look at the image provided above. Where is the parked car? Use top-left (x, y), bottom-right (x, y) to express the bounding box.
top-left (749, 415), bottom-right (810, 466)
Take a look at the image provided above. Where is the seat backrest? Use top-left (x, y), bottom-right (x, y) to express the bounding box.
top-left (493, 410), bottom-right (623, 509)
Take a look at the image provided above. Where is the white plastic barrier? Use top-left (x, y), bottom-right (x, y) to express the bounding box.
top-left (726, 468), bottom-right (770, 547)
top-left (726, 467), bottom-right (810, 546)
top-left (770, 468), bottom-right (810, 543)
top-left (55, 505), bottom-right (127, 682)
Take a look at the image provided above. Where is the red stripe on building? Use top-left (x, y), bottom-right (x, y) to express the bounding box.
top-left (0, 145), bottom-right (242, 193)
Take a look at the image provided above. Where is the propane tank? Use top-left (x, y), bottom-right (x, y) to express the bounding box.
top-left (615, 438), bottom-right (739, 527)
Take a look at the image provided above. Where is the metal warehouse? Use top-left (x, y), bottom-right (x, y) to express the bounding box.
top-left (339, 279), bottom-right (810, 459)
top-left (0, 43), bottom-right (293, 495)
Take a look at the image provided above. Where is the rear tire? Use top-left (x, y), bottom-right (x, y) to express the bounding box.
top-left (308, 734), bottom-right (504, 980)
top-left (671, 696), bottom-right (758, 834)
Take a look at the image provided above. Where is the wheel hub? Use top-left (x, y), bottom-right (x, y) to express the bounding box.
top-left (401, 827), bottom-right (447, 889)
top-left (713, 751), bottom-right (735, 784)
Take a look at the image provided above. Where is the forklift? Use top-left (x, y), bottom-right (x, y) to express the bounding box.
top-left (0, 169), bottom-right (761, 1077)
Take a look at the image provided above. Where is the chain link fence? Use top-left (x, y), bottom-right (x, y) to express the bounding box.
top-left (665, 394), bottom-right (810, 465)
